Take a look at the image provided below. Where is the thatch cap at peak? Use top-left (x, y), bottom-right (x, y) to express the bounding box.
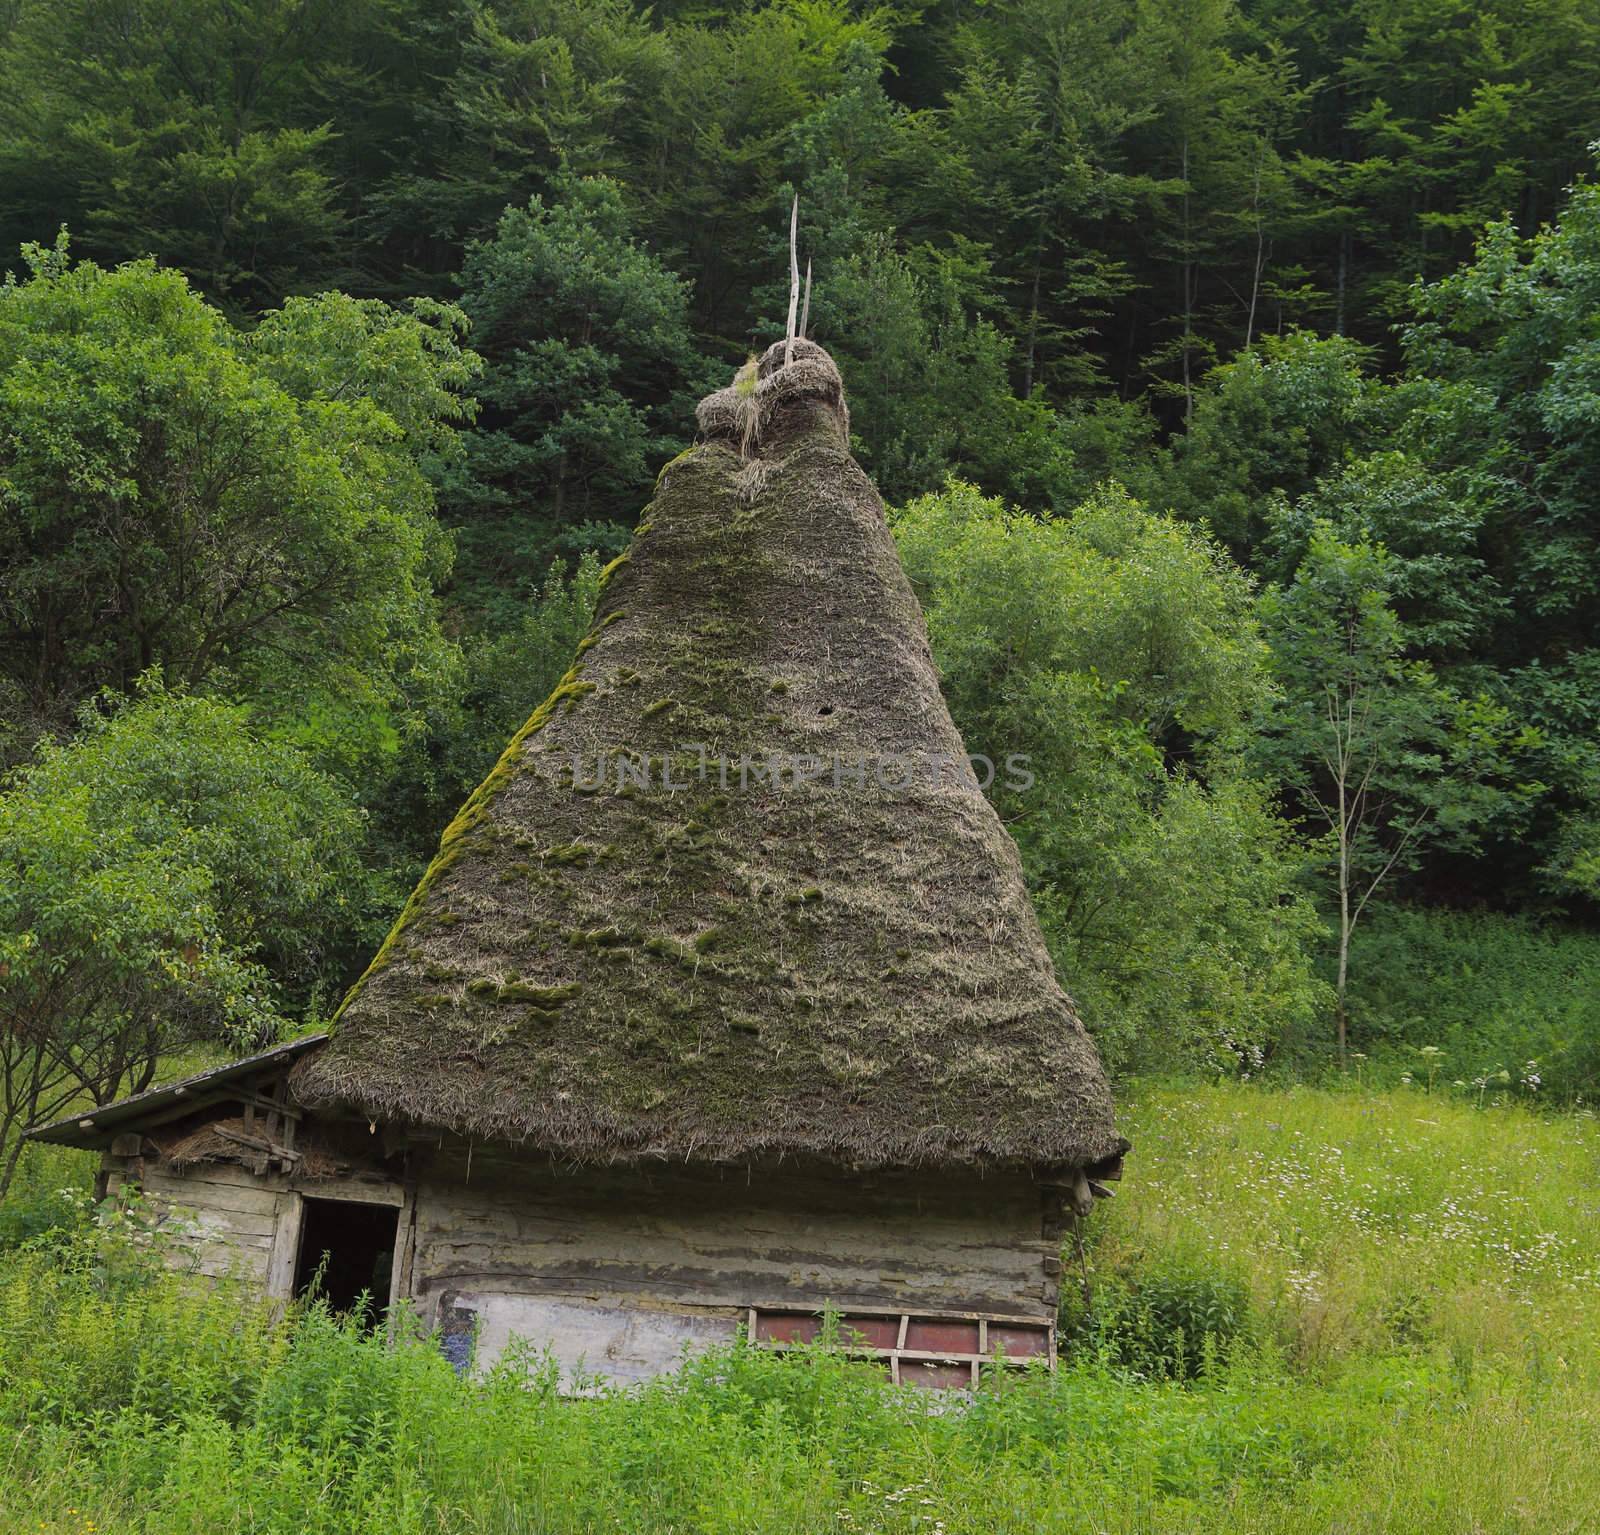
top-left (755, 335), bottom-right (837, 381)
top-left (695, 337), bottom-right (848, 451)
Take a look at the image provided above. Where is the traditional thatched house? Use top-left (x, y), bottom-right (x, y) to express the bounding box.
top-left (31, 340), bottom-right (1126, 1387)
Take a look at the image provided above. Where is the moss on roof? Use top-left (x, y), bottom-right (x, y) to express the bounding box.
top-left (292, 340), bottom-right (1123, 1171)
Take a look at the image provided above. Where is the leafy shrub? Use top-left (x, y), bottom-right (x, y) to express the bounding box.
top-left (1340, 905), bottom-right (1600, 1099)
top-left (0, 1139), bottom-right (92, 1252)
top-left (1062, 1251), bottom-right (1258, 1380)
top-left (894, 481), bottom-right (1326, 1076)
top-left (0, 1181), bottom-right (84, 1251)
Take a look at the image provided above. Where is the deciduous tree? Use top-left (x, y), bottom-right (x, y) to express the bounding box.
top-left (0, 682), bottom-right (368, 1195)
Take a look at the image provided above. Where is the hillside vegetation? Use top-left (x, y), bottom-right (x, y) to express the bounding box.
top-left (3, 5), bottom-right (1600, 1522)
top-left (6, 0), bottom-right (1600, 1154)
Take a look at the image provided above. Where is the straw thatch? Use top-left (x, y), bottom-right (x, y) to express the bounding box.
top-left (293, 339), bottom-right (1123, 1171)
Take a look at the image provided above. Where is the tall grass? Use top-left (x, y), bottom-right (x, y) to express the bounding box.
top-left (1088, 1083), bottom-right (1600, 1369)
top-left (1, 1084), bottom-right (1596, 1534)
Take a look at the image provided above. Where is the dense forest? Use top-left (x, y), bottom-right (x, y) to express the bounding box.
top-left (5, 0), bottom-right (1600, 1177)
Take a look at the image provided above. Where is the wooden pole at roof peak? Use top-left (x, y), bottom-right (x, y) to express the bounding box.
top-left (784, 194), bottom-right (800, 366)
top-left (800, 257), bottom-right (812, 340)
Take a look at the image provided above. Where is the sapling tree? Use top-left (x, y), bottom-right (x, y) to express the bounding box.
top-left (1256, 526), bottom-right (1541, 1060)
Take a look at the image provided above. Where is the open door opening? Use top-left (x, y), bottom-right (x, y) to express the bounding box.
top-left (293, 1197), bottom-right (399, 1326)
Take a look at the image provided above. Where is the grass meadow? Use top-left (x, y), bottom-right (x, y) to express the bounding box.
top-left (1, 1082), bottom-right (1596, 1534)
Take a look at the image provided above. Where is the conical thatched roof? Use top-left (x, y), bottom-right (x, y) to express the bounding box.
top-left (293, 340), bottom-right (1123, 1171)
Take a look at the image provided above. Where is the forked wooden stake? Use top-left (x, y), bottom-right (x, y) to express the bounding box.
top-left (784, 194), bottom-right (800, 366)
top-left (800, 257), bottom-right (812, 340)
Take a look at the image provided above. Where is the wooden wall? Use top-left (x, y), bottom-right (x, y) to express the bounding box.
top-left (115, 1126), bottom-right (1063, 1387)
top-left (140, 1164), bottom-right (281, 1284)
top-left (403, 1142), bottom-right (1058, 1383)
top-left (408, 1143), bottom-right (1055, 1320)
top-left (127, 1161), bottom-right (408, 1303)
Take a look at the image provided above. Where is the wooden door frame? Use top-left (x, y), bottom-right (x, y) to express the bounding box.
top-left (265, 1181), bottom-right (412, 1314)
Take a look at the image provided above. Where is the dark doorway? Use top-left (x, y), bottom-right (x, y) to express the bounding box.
top-left (293, 1197), bottom-right (399, 1325)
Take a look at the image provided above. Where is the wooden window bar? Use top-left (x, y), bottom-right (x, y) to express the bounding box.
top-left (747, 1307), bottom-right (1056, 1389)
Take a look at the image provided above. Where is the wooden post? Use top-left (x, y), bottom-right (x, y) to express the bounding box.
top-left (387, 1188), bottom-right (419, 1337)
top-left (784, 195), bottom-right (800, 367)
top-left (266, 1190), bottom-right (304, 1301)
top-left (799, 257), bottom-right (812, 340)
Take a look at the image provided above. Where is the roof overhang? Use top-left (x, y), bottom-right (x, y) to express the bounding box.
top-left (25, 1033), bottom-right (329, 1150)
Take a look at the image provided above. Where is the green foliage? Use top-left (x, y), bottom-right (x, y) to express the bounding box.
top-left (0, 0), bottom-right (362, 310)
top-left (1269, 450), bottom-right (1504, 656)
top-left (3, 16), bottom-right (1600, 1523)
top-left (0, 0), bottom-right (1599, 1094)
top-left (1166, 332), bottom-right (1379, 554)
top-left (1107, 1084), bottom-right (1600, 1371)
top-left (1254, 525), bottom-right (1542, 1047)
top-left (1400, 194), bottom-right (1600, 634)
top-left (449, 175), bottom-right (708, 623)
top-left (895, 481), bottom-right (1326, 1073)
top-left (365, 0), bottom-right (674, 278)
top-left (1061, 1251), bottom-right (1257, 1381)
top-left (5, 0), bottom-right (1597, 386)
top-left (0, 1139), bottom-right (86, 1252)
top-left (377, 551), bottom-right (604, 861)
top-left (449, 553), bottom-right (604, 794)
top-left (1388, 182), bottom-right (1600, 897)
top-left (1340, 904), bottom-right (1600, 1100)
top-left (824, 238), bottom-right (1078, 508)
top-left (0, 237), bottom-right (472, 771)
top-left (0, 681), bottom-right (368, 1190)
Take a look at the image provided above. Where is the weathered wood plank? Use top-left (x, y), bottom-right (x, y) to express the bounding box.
top-left (148, 1165), bottom-right (284, 1203)
top-left (410, 1210), bottom-right (1040, 1276)
top-left (266, 1192), bottom-right (303, 1301)
top-left (143, 1166), bottom-right (286, 1211)
top-left (387, 1190), bottom-right (418, 1321)
top-left (186, 1232), bottom-right (275, 1256)
top-left (288, 1178), bottom-right (404, 1207)
top-left (184, 1208), bottom-right (280, 1241)
top-left (406, 1159), bottom-right (1053, 1327)
top-left (189, 1249), bottom-right (271, 1282)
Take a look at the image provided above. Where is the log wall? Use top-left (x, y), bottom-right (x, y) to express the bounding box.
top-left (112, 1125), bottom-right (1062, 1387)
top-left (404, 1143), bottom-right (1058, 1383)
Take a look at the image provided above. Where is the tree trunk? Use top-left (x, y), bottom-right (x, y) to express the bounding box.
top-left (1022, 234), bottom-right (1044, 398)
top-left (1335, 228), bottom-right (1349, 337)
top-left (1245, 145), bottom-right (1266, 350)
top-left (1335, 887), bottom-right (1351, 1069)
top-left (1335, 702), bottom-right (1352, 1067)
top-left (0, 1133), bottom-right (27, 1203)
top-left (1181, 134), bottom-right (1194, 423)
